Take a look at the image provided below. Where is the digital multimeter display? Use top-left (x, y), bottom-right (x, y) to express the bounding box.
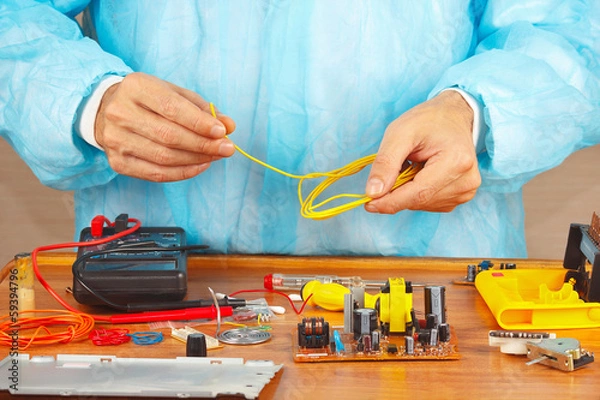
top-left (72, 227), bottom-right (188, 307)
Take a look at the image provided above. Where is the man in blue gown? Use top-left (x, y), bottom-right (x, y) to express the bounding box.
top-left (1, 1), bottom-right (599, 257)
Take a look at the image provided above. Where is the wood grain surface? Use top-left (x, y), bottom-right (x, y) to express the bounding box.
top-left (1, 253), bottom-right (598, 400)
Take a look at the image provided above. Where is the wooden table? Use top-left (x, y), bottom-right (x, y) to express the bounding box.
top-left (1, 253), bottom-right (598, 399)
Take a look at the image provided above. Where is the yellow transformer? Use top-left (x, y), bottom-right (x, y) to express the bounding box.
top-left (377, 278), bottom-right (414, 334)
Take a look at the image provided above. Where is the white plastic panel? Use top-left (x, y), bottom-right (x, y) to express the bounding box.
top-left (1, 354), bottom-right (282, 399)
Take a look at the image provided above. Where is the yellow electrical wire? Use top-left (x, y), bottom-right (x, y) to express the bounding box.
top-left (209, 103), bottom-right (422, 220)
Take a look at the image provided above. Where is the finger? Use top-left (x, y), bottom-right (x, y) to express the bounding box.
top-left (100, 83), bottom-right (235, 158)
top-left (215, 112), bottom-right (236, 135)
top-left (108, 152), bottom-right (212, 182)
top-left (366, 152), bottom-right (478, 213)
top-left (109, 131), bottom-right (223, 168)
top-left (125, 73), bottom-right (227, 139)
top-left (169, 85), bottom-right (237, 134)
top-left (365, 123), bottom-right (414, 199)
top-left (368, 179), bottom-right (477, 213)
top-left (130, 108), bottom-right (235, 157)
top-left (366, 167), bottom-right (444, 214)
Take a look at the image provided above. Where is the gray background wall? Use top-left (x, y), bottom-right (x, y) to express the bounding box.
top-left (1, 138), bottom-right (598, 264)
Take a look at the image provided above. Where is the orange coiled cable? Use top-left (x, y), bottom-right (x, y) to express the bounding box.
top-left (0, 309), bottom-right (95, 350)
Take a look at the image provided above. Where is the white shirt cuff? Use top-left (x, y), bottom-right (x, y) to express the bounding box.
top-left (75, 75), bottom-right (124, 150)
top-left (442, 87), bottom-right (486, 154)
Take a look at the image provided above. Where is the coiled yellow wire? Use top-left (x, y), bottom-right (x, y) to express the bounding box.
top-left (210, 103), bottom-right (422, 220)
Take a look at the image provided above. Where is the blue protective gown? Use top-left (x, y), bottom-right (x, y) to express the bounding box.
top-left (1, 1), bottom-right (599, 257)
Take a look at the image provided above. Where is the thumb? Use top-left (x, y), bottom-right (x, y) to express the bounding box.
top-left (365, 143), bottom-right (411, 199)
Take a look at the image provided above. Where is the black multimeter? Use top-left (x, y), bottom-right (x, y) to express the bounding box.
top-left (72, 226), bottom-right (188, 307)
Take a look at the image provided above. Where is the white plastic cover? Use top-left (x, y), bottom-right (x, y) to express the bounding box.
top-left (0, 354), bottom-right (282, 399)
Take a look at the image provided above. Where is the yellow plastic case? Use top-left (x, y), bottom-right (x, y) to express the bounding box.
top-left (475, 269), bottom-right (600, 330)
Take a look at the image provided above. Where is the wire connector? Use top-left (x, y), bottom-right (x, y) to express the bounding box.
top-left (90, 215), bottom-right (107, 237)
top-left (114, 213), bottom-right (129, 233)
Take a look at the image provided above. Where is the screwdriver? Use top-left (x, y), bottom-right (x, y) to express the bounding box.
top-left (300, 280), bottom-right (380, 311)
top-left (264, 273), bottom-right (387, 291)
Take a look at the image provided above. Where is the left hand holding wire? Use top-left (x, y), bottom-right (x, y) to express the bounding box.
top-left (365, 90), bottom-right (481, 214)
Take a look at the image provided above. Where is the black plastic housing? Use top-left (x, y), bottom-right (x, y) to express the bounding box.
top-left (72, 226), bottom-right (188, 306)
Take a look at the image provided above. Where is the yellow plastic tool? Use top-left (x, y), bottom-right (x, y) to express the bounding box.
top-left (301, 280), bottom-right (379, 311)
top-left (475, 269), bottom-right (600, 330)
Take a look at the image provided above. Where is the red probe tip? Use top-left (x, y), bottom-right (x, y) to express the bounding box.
top-left (264, 274), bottom-right (273, 290)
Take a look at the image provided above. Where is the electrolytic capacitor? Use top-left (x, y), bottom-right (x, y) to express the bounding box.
top-left (356, 337), bottom-right (364, 352)
top-left (418, 329), bottom-right (431, 345)
top-left (372, 330), bottom-right (380, 351)
top-left (467, 264), bottom-right (477, 282)
top-left (438, 323), bottom-right (451, 342)
top-left (363, 334), bottom-right (372, 353)
top-left (430, 328), bottom-right (438, 346)
top-left (405, 335), bottom-right (415, 355)
top-left (426, 313), bottom-right (439, 330)
top-left (353, 308), bottom-right (378, 340)
top-left (425, 286), bottom-right (446, 324)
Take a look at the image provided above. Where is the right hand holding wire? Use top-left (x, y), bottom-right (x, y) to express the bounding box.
top-left (94, 72), bottom-right (236, 182)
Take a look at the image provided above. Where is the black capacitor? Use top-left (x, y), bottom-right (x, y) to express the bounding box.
top-left (418, 329), bottom-right (431, 345)
top-left (329, 335), bottom-right (336, 353)
top-left (356, 337), bottom-right (364, 352)
top-left (371, 330), bottom-right (381, 351)
top-left (405, 335), bottom-right (415, 355)
top-left (186, 333), bottom-right (207, 357)
top-left (363, 334), bottom-right (372, 353)
top-left (438, 323), bottom-right (451, 342)
top-left (425, 313), bottom-right (439, 329)
top-left (353, 308), bottom-right (378, 340)
top-left (424, 285), bottom-right (446, 324)
top-left (467, 264), bottom-right (477, 282)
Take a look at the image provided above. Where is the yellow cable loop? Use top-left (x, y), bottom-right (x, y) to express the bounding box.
top-left (209, 103), bottom-right (422, 220)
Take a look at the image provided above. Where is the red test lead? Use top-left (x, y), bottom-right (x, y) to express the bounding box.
top-left (108, 306), bottom-right (233, 324)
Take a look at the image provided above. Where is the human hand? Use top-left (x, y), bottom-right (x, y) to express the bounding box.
top-left (364, 90), bottom-right (481, 213)
top-left (94, 72), bottom-right (236, 182)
